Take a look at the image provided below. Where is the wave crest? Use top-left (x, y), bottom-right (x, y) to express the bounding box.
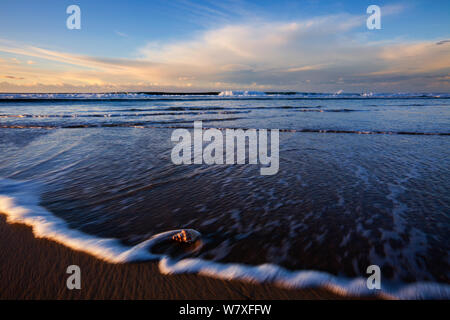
top-left (218, 91), bottom-right (267, 97)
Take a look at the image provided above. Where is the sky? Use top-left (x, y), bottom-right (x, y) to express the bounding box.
top-left (0, 0), bottom-right (449, 93)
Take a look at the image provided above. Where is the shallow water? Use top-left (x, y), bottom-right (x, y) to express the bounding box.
top-left (0, 93), bottom-right (449, 293)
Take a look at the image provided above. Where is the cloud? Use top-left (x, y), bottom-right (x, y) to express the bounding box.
top-left (0, 9), bottom-right (449, 93)
top-left (138, 14), bottom-right (364, 67)
top-left (284, 64), bottom-right (329, 73)
top-left (220, 64), bottom-right (254, 72)
top-left (436, 40), bottom-right (450, 46)
top-left (3, 75), bottom-right (24, 80)
top-left (372, 42), bottom-right (450, 74)
top-left (135, 13), bottom-right (449, 91)
top-left (115, 31), bottom-right (128, 38)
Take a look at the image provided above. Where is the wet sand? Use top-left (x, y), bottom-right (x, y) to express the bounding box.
top-left (0, 215), bottom-right (355, 300)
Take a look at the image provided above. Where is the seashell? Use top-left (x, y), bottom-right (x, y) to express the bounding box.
top-left (171, 229), bottom-right (200, 244)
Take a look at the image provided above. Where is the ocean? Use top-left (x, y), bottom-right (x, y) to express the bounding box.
top-left (0, 91), bottom-right (449, 298)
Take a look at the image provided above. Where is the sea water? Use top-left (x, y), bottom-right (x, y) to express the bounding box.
top-left (0, 92), bottom-right (449, 298)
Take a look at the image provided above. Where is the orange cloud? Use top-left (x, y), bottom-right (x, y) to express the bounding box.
top-left (0, 10), bottom-right (449, 93)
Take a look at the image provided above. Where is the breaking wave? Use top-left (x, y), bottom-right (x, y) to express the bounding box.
top-left (1, 92), bottom-right (449, 101)
top-left (218, 91), bottom-right (268, 97)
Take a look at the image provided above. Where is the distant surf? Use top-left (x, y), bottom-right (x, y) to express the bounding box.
top-left (1, 178), bottom-right (449, 299)
top-left (1, 91), bottom-right (449, 101)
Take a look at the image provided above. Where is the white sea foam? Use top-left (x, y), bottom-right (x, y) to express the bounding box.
top-left (160, 258), bottom-right (450, 299)
top-left (218, 91), bottom-right (267, 97)
top-left (0, 179), bottom-right (189, 263)
top-left (0, 178), bottom-right (449, 299)
top-left (1, 92), bottom-right (448, 100)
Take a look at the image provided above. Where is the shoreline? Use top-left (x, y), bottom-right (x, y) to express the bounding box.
top-left (0, 215), bottom-right (354, 300)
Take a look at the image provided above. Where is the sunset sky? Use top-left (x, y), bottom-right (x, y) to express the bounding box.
top-left (1, 0), bottom-right (449, 93)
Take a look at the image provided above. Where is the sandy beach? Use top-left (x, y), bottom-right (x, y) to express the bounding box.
top-left (0, 215), bottom-right (351, 300)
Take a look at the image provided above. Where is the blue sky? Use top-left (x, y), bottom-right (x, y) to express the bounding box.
top-left (0, 0), bottom-right (449, 92)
